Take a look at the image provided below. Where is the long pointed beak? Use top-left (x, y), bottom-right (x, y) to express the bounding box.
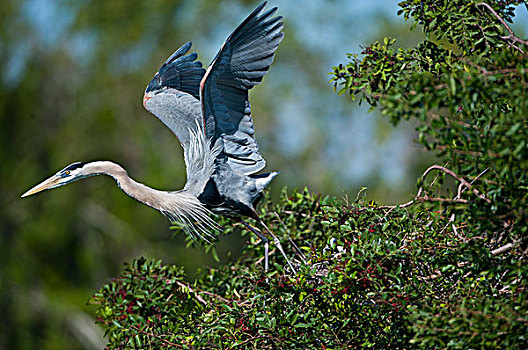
top-left (21, 175), bottom-right (62, 198)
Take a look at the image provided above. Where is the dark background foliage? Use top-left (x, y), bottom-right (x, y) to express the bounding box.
top-left (1, 0), bottom-right (527, 349)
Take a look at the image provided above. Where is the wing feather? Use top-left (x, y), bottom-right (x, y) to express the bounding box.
top-left (201, 2), bottom-right (284, 175)
top-left (143, 3), bottom-right (284, 177)
top-left (144, 42), bottom-right (206, 149)
top-left (146, 42), bottom-right (205, 99)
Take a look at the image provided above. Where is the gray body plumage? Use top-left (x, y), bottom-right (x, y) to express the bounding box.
top-left (23, 2), bottom-right (283, 241)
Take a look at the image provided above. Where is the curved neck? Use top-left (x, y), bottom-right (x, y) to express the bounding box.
top-left (84, 161), bottom-right (170, 209)
top-left (83, 161), bottom-right (217, 239)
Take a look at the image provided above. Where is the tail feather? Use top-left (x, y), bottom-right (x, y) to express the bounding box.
top-left (251, 172), bottom-right (279, 192)
top-left (250, 171), bottom-right (279, 207)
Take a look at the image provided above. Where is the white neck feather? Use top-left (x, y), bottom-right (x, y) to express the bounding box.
top-left (83, 161), bottom-right (218, 240)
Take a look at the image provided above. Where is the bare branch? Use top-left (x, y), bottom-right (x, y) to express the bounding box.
top-left (418, 241), bottom-right (520, 282)
top-left (418, 196), bottom-right (469, 204)
top-left (423, 165), bottom-right (491, 203)
top-left (198, 290), bottom-right (231, 304)
top-left (175, 281), bottom-right (207, 305)
top-left (476, 3), bottom-right (515, 36)
top-left (130, 325), bottom-right (184, 348)
top-left (232, 335), bottom-right (269, 348)
top-left (491, 241), bottom-right (518, 256)
top-left (376, 165), bottom-right (490, 210)
top-left (456, 168), bottom-right (489, 200)
top-left (476, 2), bottom-right (528, 53)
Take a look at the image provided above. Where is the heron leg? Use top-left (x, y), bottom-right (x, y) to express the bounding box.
top-left (240, 219), bottom-right (269, 273)
top-left (259, 220), bottom-right (297, 274)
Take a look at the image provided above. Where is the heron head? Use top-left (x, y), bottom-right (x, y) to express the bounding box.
top-left (143, 73), bottom-right (160, 108)
top-left (143, 90), bottom-right (154, 109)
top-left (21, 162), bottom-right (88, 197)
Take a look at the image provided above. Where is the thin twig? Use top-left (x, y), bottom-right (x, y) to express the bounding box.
top-left (418, 196), bottom-right (469, 204)
top-left (130, 325), bottom-right (184, 348)
top-left (175, 281), bottom-right (207, 305)
top-left (439, 213), bottom-right (456, 236)
top-left (477, 3), bottom-right (515, 36)
top-left (428, 162), bottom-right (448, 191)
top-left (456, 168), bottom-right (489, 200)
top-left (377, 165), bottom-right (490, 210)
top-left (491, 241), bottom-right (518, 256)
top-left (452, 223), bottom-right (468, 243)
top-left (418, 241), bottom-right (519, 281)
top-left (232, 335), bottom-right (270, 348)
top-left (198, 290), bottom-right (231, 304)
top-left (273, 212), bottom-right (307, 264)
top-left (476, 2), bottom-right (528, 52)
top-left (424, 165), bottom-right (490, 203)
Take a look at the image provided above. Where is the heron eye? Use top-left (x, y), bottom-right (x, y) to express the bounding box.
top-left (64, 170), bottom-right (70, 176)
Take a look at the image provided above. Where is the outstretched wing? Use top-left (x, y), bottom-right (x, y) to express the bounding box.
top-left (201, 2), bottom-right (284, 175)
top-left (143, 42), bottom-right (206, 149)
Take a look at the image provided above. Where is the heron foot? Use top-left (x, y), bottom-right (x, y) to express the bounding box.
top-left (261, 222), bottom-right (297, 274)
top-left (240, 219), bottom-right (269, 273)
top-left (240, 219), bottom-right (296, 274)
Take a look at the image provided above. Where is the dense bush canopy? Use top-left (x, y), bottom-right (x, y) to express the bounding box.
top-left (92, 1), bottom-right (527, 348)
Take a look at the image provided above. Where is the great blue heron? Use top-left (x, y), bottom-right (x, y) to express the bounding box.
top-left (22, 2), bottom-right (294, 273)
